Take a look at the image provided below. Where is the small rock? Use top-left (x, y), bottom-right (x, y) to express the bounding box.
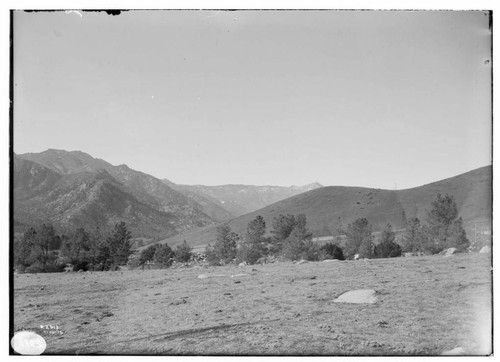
top-left (442, 347), bottom-right (466, 355)
top-left (440, 247), bottom-right (457, 257)
top-left (234, 280), bottom-right (241, 284)
top-left (479, 246), bottom-right (490, 254)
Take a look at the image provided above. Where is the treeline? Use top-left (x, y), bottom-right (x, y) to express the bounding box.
top-left (204, 193), bottom-right (471, 265)
top-left (204, 213), bottom-right (340, 266)
top-left (14, 222), bottom-right (134, 273)
top-left (13, 193), bottom-right (471, 272)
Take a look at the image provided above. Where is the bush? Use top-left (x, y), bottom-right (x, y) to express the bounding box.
top-left (374, 240), bottom-right (402, 258)
top-left (205, 244), bottom-right (221, 266)
top-left (175, 241), bottom-right (193, 263)
top-left (374, 223), bottom-right (402, 258)
top-left (126, 252), bottom-right (142, 269)
top-left (320, 243), bottom-right (345, 260)
top-left (282, 233), bottom-right (323, 262)
top-left (301, 240), bottom-right (324, 261)
top-left (357, 238), bottom-right (375, 259)
top-left (153, 244), bottom-right (175, 267)
top-left (236, 241), bottom-right (264, 265)
top-left (72, 260), bottom-right (89, 271)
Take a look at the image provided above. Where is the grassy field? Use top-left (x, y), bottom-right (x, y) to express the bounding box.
top-left (13, 253), bottom-right (492, 355)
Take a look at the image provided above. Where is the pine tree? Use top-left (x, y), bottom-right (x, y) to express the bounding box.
top-left (238, 216), bottom-right (268, 264)
top-left (107, 222), bottom-right (133, 266)
top-left (270, 214), bottom-right (296, 254)
top-left (344, 218), bottom-right (373, 258)
top-left (425, 194), bottom-right (469, 253)
top-left (205, 225), bottom-right (239, 265)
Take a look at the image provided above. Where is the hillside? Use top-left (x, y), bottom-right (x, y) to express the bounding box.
top-left (17, 149), bottom-right (214, 232)
top-left (13, 156), bottom-right (179, 237)
top-left (173, 182), bottom-right (324, 217)
top-left (159, 165), bottom-right (492, 250)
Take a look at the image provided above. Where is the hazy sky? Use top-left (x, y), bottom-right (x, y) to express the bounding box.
top-left (14, 10), bottom-right (492, 189)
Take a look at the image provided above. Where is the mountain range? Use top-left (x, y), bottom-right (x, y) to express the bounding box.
top-left (13, 149), bottom-right (322, 238)
top-left (13, 150), bottom-right (491, 248)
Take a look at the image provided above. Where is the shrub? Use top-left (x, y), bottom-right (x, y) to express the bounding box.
top-left (301, 240), bottom-right (324, 261)
top-left (374, 223), bottom-right (402, 258)
top-left (153, 244), bottom-right (175, 267)
top-left (139, 244), bottom-right (157, 265)
top-left (72, 260), bottom-right (89, 272)
top-left (236, 241), bottom-right (264, 265)
top-left (175, 241), bottom-right (193, 263)
top-left (282, 231), bottom-right (322, 262)
top-left (357, 238), bottom-right (375, 259)
top-left (320, 243), bottom-right (345, 260)
top-left (374, 240), bottom-right (402, 258)
top-left (205, 244), bottom-right (221, 266)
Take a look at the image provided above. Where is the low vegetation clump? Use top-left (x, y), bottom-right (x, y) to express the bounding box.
top-left (320, 243), bottom-right (345, 260)
top-left (374, 224), bottom-right (402, 258)
top-left (174, 240), bottom-right (193, 263)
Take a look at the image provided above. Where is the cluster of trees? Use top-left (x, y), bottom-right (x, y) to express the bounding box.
top-left (399, 194), bottom-right (470, 254)
top-left (131, 240), bottom-right (193, 268)
top-left (204, 193), bottom-right (470, 265)
top-left (14, 222), bottom-right (134, 273)
top-left (341, 219), bottom-right (402, 259)
top-left (204, 213), bottom-right (343, 266)
top-left (341, 193), bottom-right (470, 258)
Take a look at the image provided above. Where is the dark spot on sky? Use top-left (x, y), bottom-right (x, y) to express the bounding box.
top-left (104, 10), bottom-right (125, 16)
top-left (81, 10), bottom-right (128, 16)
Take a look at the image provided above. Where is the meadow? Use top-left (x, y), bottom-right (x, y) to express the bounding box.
top-left (13, 253), bottom-right (492, 355)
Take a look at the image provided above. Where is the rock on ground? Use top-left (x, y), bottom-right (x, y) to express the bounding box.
top-left (333, 289), bottom-right (378, 304)
top-left (441, 347), bottom-right (467, 355)
top-left (440, 248), bottom-right (457, 257)
top-left (197, 274), bottom-right (227, 279)
top-left (479, 246), bottom-right (490, 254)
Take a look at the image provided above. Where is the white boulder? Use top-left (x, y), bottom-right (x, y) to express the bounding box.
top-left (333, 289), bottom-right (378, 304)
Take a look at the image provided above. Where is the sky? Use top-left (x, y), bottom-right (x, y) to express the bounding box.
top-left (13, 10), bottom-right (492, 189)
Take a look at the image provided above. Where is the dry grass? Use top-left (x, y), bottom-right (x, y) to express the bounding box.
top-left (13, 253), bottom-right (492, 355)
